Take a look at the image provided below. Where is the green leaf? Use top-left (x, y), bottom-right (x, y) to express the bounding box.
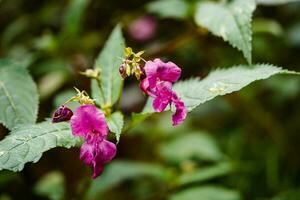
top-left (195, 0), bottom-right (256, 64)
top-left (256, 0), bottom-right (300, 5)
top-left (34, 171), bottom-right (65, 200)
top-left (147, 0), bottom-right (189, 19)
top-left (159, 132), bottom-right (223, 163)
top-left (0, 122), bottom-right (79, 172)
top-left (170, 186), bottom-right (241, 200)
top-left (106, 112), bottom-right (124, 143)
top-left (91, 25), bottom-right (125, 107)
top-left (0, 59), bottom-right (39, 130)
top-left (173, 64), bottom-right (299, 111)
top-left (178, 162), bottom-right (233, 185)
top-left (87, 160), bottom-right (170, 199)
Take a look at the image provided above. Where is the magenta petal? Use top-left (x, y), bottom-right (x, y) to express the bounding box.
top-left (92, 140), bottom-right (117, 179)
top-left (152, 83), bottom-right (173, 112)
top-left (140, 78), bottom-right (154, 96)
top-left (92, 164), bottom-right (104, 179)
top-left (97, 140), bottom-right (117, 164)
top-left (70, 105), bottom-right (108, 138)
top-left (144, 60), bottom-right (158, 77)
top-left (154, 59), bottom-right (181, 83)
top-left (171, 95), bottom-right (187, 126)
top-left (153, 96), bottom-right (169, 112)
top-left (80, 142), bottom-right (94, 166)
top-left (80, 139), bottom-right (117, 179)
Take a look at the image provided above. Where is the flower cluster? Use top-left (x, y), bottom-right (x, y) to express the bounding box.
top-left (119, 48), bottom-right (187, 126)
top-left (139, 59), bottom-right (187, 125)
top-left (52, 89), bottom-right (116, 179)
top-left (71, 105), bottom-right (116, 179)
top-left (52, 47), bottom-right (187, 179)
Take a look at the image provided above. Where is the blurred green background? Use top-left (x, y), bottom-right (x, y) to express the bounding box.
top-left (0, 0), bottom-right (300, 199)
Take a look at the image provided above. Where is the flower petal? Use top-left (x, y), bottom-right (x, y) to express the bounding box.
top-left (171, 94), bottom-right (187, 126)
top-left (152, 84), bottom-right (173, 112)
top-left (92, 140), bottom-right (117, 179)
top-left (144, 60), bottom-right (158, 77)
top-left (70, 105), bottom-right (108, 138)
top-left (80, 142), bottom-right (94, 166)
top-left (154, 59), bottom-right (181, 83)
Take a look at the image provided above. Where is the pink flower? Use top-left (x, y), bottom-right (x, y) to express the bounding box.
top-left (140, 59), bottom-right (187, 126)
top-left (128, 16), bottom-right (157, 42)
top-left (70, 104), bottom-right (116, 179)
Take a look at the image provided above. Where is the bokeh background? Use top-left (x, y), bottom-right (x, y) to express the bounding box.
top-left (0, 0), bottom-right (300, 199)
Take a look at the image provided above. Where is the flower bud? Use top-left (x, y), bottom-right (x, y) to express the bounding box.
top-left (119, 64), bottom-right (127, 79)
top-left (79, 69), bottom-right (100, 80)
top-left (52, 105), bottom-right (73, 123)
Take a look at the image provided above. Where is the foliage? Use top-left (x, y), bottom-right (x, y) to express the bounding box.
top-left (0, 60), bottom-right (38, 130)
top-left (195, 0), bottom-right (256, 64)
top-left (0, 0), bottom-right (300, 199)
top-left (0, 122), bottom-right (79, 171)
top-left (91, 25), bottom-right (125, 107)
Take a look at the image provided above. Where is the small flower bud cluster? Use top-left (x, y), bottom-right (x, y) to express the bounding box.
top-left (119, 47), bottom-right (188, 126)
top-left (119, 47), bottom-right (145, 80)
top-left (79, 69), bottom-right (101, 80)
top-left (69, 88), bottom-right (95, 105)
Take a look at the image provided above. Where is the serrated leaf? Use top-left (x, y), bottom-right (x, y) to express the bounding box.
top-left (91, 25), bottom-right (125, 107)
top-left (173, 64), bottom-right (298, 111)
top-left (178, 162), bottom-right (233, 185)
top-left (170, 186), bottom-right (241, 200)
top-left (87, 160), bottom-right (170, 199)
top-left (106, 112), bottom-right (124, 143)
top-left (0, 122), bottom-right (79, 172)
top-left (159, 132), bottom-right (223, 163)
top-left (256, 0), bottom-right (300, 5)
top-left (0, 59), bottom-right (39, 130)
top-left (143, 64), bottom-right (299, 113)
top-left (195, 0), bottom-right (256, 64)
top-left (147, 0), bottom-right (189, 19)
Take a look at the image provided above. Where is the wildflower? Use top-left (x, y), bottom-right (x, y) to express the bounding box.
top-left (52, 105), bottom-right (73, 123)
top-left (70, 104), bottom-right (116, 179)
top-left (140, 59), bottom-right (187, 125)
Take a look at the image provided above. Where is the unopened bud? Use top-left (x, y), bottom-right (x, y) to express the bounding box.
top-left (119, 64), bottom-right (127, 79)
top-left (52, 106), bottom-right (73, 123)
top-left (79, 69), bottom-right (100, 80)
